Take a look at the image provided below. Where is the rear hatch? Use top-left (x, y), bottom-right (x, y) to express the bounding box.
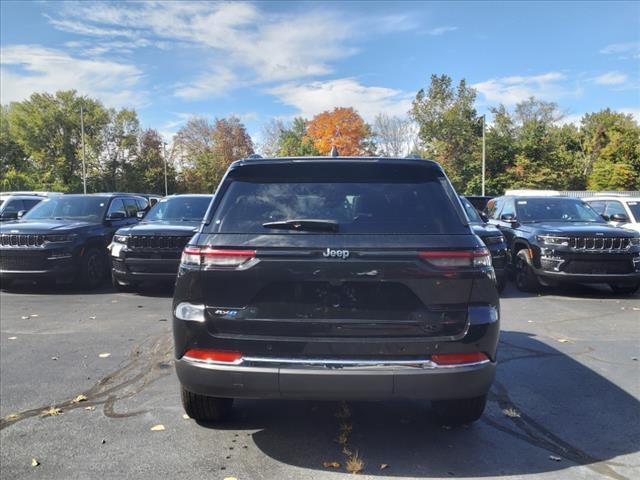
top-left (183, 160), bottom-right (489, 355)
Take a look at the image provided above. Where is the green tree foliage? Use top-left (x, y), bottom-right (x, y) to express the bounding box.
top-left (411, 74), bottom-right (481, 192)
top-left (125, 129), bottom-right (176, 195)
top-left (174, 116), bottom-right (254, 193)
top-left (278, 118), bottom-right (320, 156)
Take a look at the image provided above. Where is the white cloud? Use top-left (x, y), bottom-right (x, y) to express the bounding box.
top-left (427, 26), bottom-right (457, 36)
top-left (173, 67), bottom-right (238, 99)
top-left (593, 71), bottom-right (629, 85)
top-left (269, 78), bottom-right (412, 121)
top-left (0, 45), bottom-right (145, 106)
top-left (472, 72), bottom-right (576, 106)
top-left (600, 41), bottom-right (640, 58)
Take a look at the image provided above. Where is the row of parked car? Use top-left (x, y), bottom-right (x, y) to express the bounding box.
top-left (0, 182), bottom-right (639, 296)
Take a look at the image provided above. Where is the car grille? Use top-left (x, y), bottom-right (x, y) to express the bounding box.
top-left (569, 237), bottom-right (632, 251)
top-left (563, 259), bottom-right (633, 275)
top-left (0, 250), bottom-right (48, 271)
top-left (127, 235), bottom-right (191, 250)
top-left (0, 234), bottom-right (46, 247)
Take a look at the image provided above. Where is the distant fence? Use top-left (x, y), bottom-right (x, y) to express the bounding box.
top-left (560, 191), bottom-right (640, 198)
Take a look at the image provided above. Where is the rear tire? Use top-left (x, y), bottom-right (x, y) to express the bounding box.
top-left (111, 270), bottom-right (137, 292)
top-left (514, 250), bottom-right (540, 293)
top-left (610, 282), bottom-right (640, 295)
top-left (432, 394), bottom-right (487, 426)
top-left (181, 387), bottom-right (233, 422)
top-left (78, 248), bottom-right (106, 290)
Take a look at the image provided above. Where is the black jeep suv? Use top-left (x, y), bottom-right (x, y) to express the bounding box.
top-left (110, 194), bottom-right (213, 290)
top-left (460, 196), bottom-right (508, 292)
top-left (172, 156), bottom-right (500, 425)
top-left (0, 194), bottom-right (145, 289)
top-left (486, 195), bottom-right (640, 294)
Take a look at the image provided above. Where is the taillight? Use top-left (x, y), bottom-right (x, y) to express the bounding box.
top-left (181, 247), bottom-right (256, 268)
top-left (183, 349), bottom-right (243, 364)
top-left (432, 352), bottom-right (489, 365)
top-left (419, 248), bottom-right (491, 268)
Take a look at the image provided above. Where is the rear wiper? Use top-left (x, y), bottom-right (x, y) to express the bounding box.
top-left (262, 219), bottom-right (339, 233)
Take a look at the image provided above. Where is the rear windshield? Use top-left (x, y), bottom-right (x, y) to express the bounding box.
top-left (144, 196), bottom-right (212, 222)
top-left (209, 180), bottom-right (467, 234)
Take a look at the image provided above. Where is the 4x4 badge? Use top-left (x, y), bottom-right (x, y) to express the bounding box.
top-left (323, 248), bottom-right (350, 259)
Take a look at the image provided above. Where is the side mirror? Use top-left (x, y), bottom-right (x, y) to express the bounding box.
top-left (601, 214), bottom-right (610, 221)
top-left (16, 210), bottom-right (27, 219)
top-left (479, 211), bottom-right (489, 223)
top-left (136, 211), bottom-right (145, 219)
top-left (500, 213), bottom-right (517, 223)
top-left (106, 211), bottom-right (126, 221)
top-left (610, 213), bottom-right (629, 223)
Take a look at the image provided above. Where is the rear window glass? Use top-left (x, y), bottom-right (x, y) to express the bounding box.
top-left (209, 180), bottom-right (467, 234)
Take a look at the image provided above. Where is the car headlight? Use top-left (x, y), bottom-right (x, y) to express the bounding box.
top-left (536, 235), bottom-right (570, 246)
top-left (45, 234), bottom-right (77, 243)
top-left (630, 237), bottom-right (640, 247)
top-left (113, 234), bottom-right (129, 244)
top-left (483, 235), bottom-right (505, 245)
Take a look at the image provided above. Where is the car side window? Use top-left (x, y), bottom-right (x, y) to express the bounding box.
top-left (487, 198), bottom-right (504, 219)
top-left (107, 199), bottom-right (126, 217)
top-left (123, 198), bottom-right (139, 217)
top-left (501, 198), bottom-right (515, 218)
top-left (3, 199), bottom-right (23, 213)
top-left (588, 201), bottom-right (606, 214)
top-left (604, 201), bottom-right (626, 217)
top-left (136, 198), bottom-right (148, 211)
top-left (22, 199), bottom-right (41, 210)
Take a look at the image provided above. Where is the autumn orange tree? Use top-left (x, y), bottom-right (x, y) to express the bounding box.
top-left (305, 107), bottom-right (371, 156)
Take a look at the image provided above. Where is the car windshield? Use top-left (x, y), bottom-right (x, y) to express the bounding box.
top-left (460, 197), bottom-right (482, 223)
top-left (144, 196), bottom-right (212, 222)
top-left (23, 196), bottom-right (108, 221)
top-left (626, 201), bottom-right (640, 222)
top-left (516, 198), bottom-right (604, 223)
top-left (210, 180), bottom-right (468, 234)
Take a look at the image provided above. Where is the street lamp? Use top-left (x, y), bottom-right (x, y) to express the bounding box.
top-left (80, 105), bottom-right (87, 194)
top-left (162, 142), bottom-right (168, 197)
top-left (481, 114), bottom-right (486, 197)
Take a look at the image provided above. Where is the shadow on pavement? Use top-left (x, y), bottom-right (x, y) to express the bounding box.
top-left (500, 280), bottom-right (639, 300)
top-left (198, 330), bottom-right (639, 478)
top-left (0, 279), bottom-right (175, 298)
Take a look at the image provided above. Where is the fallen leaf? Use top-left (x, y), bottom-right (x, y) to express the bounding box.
top-left (182, 414), bottom-right (190, 419)
top-left (40, 406), bottom-right (62, 417)
top-left (346, 452), bottom-right (365, 474)
top-left (633, 307), bottom-right (640, 311)
top-left (380, 463), bottom-right (389, 470)
top-left (557, 339), bottom-right (569, 343)
top-left (223, 477), bottom-right (238, 480)
top-left (5, 413), bottom-right (20, 421)
top-left (31, 458), bottom-right (40, 467)
top-left (549, 455), bottom-right (562, 462)
top-left (527, 320), bottom-right (534, 323)
top-left (30, 314), bottom-right (39, 318)
top-left (322, 461), bottom-right (341, 469)
top-left (72, 394), bottom-right (88, 403)
top-left (98, 353), bottom-right (111, 358)
top-left (51, 356), bottom-right (58, 361)
top-left (8, 336), bottom-right (17, 340)
top-left (101, 439), bottom-right (106, 444)
top-left (150, 424), bottom-right (165, 431)
top-left (342, 446), bottom-right (353, 456)
top-left (20, 316), bottom-right (28, 320)
top-left (84, 406), bottom-right (96, 411)
top-left (89, 316), bottom-right (96, 320)
top-left (502, 407), bottom-right (521, 418)
top-left (632, 357), bottom-right (638, 361)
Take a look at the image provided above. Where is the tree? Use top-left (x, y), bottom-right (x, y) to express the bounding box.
top-left (127, 129), bottom-right (176, 194)
top-left (306, 107), bottom-right (371, 156)
top-left (258, 118), bottom-right (286, 157)
top-left (6, 90), bottom-right (109, 192)
top-left (174, 116), bottom-right (253, 193)
top-left (98, 108), bottom-right (140, 192)
top-left (278, 118), bottom-right (319, 156)
top-left (588, 161), bottom-right (638, 190)
top-left (410, 74), bottom-right (481, 191)
top-left (0, 105), bottom-right (33, 191)
top-left (371, 114), bottom-right (417, 157)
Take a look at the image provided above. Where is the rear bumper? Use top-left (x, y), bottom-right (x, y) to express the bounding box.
top-left (175, 357), bottom-right (496, 401)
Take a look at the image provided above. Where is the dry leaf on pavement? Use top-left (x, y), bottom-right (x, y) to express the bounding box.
top-left (8, 336), bottom-right (17, 340)
top-left (380, 464), bottom-right (389, 470)
top-left (150, 424), bottom-right (165, 431)
top-left (84, 406), bottom-right (96, 411)
top-left (557, 339), bottom-right (569, 343)
top-left (322, 461), bottom-right (341, 469)
top-left (72, 394), bottom-right (88, 403)
top-left (40, 407), bottom-right (62, 417)
top-left (31, 458), bottom-right (40, 467)
top-left (549, 455), bottom-right (562, 461)
top-left (98, 353), bottom-right (111, 358)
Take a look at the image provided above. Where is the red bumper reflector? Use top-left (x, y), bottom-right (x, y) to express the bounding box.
top-left (183, 349), bottom-right (242, 364)
top-left (431, 352), bottom-right (488, 365)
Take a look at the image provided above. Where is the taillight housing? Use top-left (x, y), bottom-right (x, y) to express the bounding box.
top-left (181, 247), bottom-right (257, 269)
top-left (419, 248), bottom-right (491, 268)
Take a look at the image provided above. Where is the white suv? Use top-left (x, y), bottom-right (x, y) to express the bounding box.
top-left (585, 196), bottom-right (640, 233)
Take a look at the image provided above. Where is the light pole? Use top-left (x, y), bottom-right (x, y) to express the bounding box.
top-left (481, 114), bottom-right (486, 197)
top-left (80, 105), bottom-right (87, 194)
top-left (162, 142), bottom-right (168, 196)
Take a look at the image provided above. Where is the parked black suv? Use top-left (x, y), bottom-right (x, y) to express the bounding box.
top-left (0, 194), bottom-right (145, 289)
top-left (460, 196), bottom-right (508, 291)
top-left (486, 195), bottom-right (640, 294)
top-left (172, 157), bottom-right (500, 425)
top-left (110, 194), bottom-right (213, 290)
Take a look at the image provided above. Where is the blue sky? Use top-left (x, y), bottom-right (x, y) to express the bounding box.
top-left (1, 1), bottom-right (639, 142)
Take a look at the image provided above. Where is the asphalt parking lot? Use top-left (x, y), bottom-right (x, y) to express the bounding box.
top-left (1, 281), bottom-right (638, 480)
